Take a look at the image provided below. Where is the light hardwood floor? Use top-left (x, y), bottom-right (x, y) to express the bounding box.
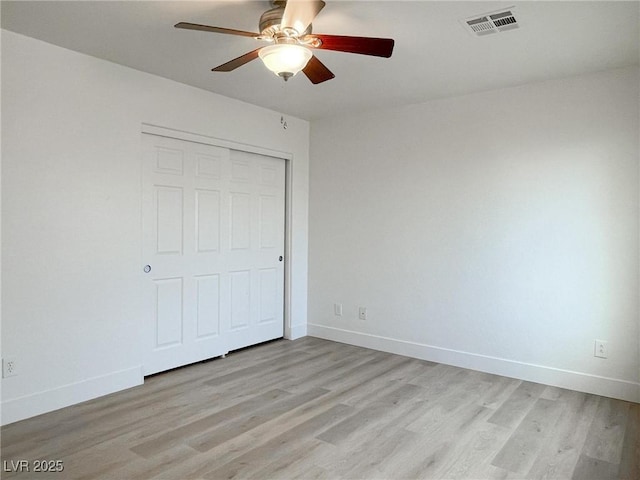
top-left (2, 337), bottom-right (638, 479)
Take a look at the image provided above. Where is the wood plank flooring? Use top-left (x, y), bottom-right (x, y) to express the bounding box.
top-left (1, 337), bottom-right (638, 479)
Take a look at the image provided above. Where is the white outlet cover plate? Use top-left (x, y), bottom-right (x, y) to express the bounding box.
top-left (594, 340), bottom-right (608, 358)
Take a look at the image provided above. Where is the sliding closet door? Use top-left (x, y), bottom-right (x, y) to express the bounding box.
top-left (142, 134), bottom-right (285, 375)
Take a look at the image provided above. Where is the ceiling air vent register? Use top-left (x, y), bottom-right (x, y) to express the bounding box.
top-left (463, 8), bottom-right (519, 36)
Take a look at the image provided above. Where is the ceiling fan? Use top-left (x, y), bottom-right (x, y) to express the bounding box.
top-left (175, 0), bottom-right (395, 84)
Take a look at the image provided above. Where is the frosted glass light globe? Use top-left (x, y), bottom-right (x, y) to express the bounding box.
top-left (259, 44), bottom-right (313, 80)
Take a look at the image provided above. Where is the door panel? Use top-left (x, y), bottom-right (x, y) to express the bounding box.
top-left (230, 192), bottom-right (251, 250)
top-left (259, 195), bottom-right (277, 248)
top-left (154, 278), bottom-right (183, 347)
top-left (142, 134), bottom-right (285, 375)
top-left (230, 270), bottom-right (251, 329)
top-left (195, 274), bottom-right (220, 338)
top-left (156, 186), bottom-right (183, 254)
top-left (195, 153), bottom-right (221, 179)
top-left (155, 147), bottom-right (184, 175)
top-left (259, 268), bottom-right (278, 323)
top-left (195, 189), bottom-right (220, 253)
top-left (231, 158), bottom-right (251, 182)
top-left (224, 150), bottom-right (286, 352)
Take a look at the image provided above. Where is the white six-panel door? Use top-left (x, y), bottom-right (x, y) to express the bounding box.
top-left (142, 134), bottom-right (285, 375)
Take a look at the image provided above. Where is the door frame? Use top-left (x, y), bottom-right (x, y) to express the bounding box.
top-left (140, 123), bottom-right (296, 340)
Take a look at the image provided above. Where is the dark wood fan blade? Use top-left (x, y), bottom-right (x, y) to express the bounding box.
top-left (281, 0), bottom-right (325, 34)
top-left (175, 22), bottom-right (259, 38)
top-left (302, 55), bottom-right (335, 84)
top-left (310, 34), bottom-right (395, 58)
top-left (212, 48), bottom-right (262, 72)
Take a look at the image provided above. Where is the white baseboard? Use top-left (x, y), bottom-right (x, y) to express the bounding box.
top-left (287, 323), bottom-right (308, 340)
top-left (1, 367), bottom-right (144, 426)
top-left (308, 324), bottom-right (640, 404)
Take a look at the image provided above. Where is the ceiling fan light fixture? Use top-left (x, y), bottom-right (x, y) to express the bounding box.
top-left (258, 44), bottom-right (313, 80)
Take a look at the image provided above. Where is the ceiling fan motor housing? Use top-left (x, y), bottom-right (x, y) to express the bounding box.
top-left (259, 6), bottom-right (312, 38)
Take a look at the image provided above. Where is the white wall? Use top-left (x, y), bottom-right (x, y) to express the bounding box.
top-left (1, 30), bottom-right (310, 424)
top-left (308, 67), bottom-right (640, 403)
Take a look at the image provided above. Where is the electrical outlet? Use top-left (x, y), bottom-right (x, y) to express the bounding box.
top-left (594, 340), bottom-right (608, 359)
top-left (2, 358), bottom-right (17, 378)
top-left (334, 303), bottom-right (343, 316)
top-left (358, 307), bottom-right (367, 321)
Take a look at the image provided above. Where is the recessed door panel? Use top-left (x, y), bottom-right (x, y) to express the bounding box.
top-left (196, 154), bottom-right (221, 179)
top-left (259, 268), bottom-right (277, 323)
top-left (259, 195), bottom-right (276, 249)
top-left (230, 192), bottom-right (251, 250)
top-left (155, 147), bottom-right (184, 175)
top-left (156, 186), bottom-right (183, 255)
top-left (260, 165), bottom-right (277, 186)
top-left (196, 274), bottom-right (220, 338)
top-left (231, 160), bottom-right (250, 183)
top-left (154, 278), bottom-right (183, 347)
top-left (230, 270), bottom-right (251, 329)
top-left (196, 189), bottom-right (220, 253)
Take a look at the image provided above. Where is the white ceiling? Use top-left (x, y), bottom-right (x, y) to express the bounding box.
top-left (2, 1), bottom-right (638, 120)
